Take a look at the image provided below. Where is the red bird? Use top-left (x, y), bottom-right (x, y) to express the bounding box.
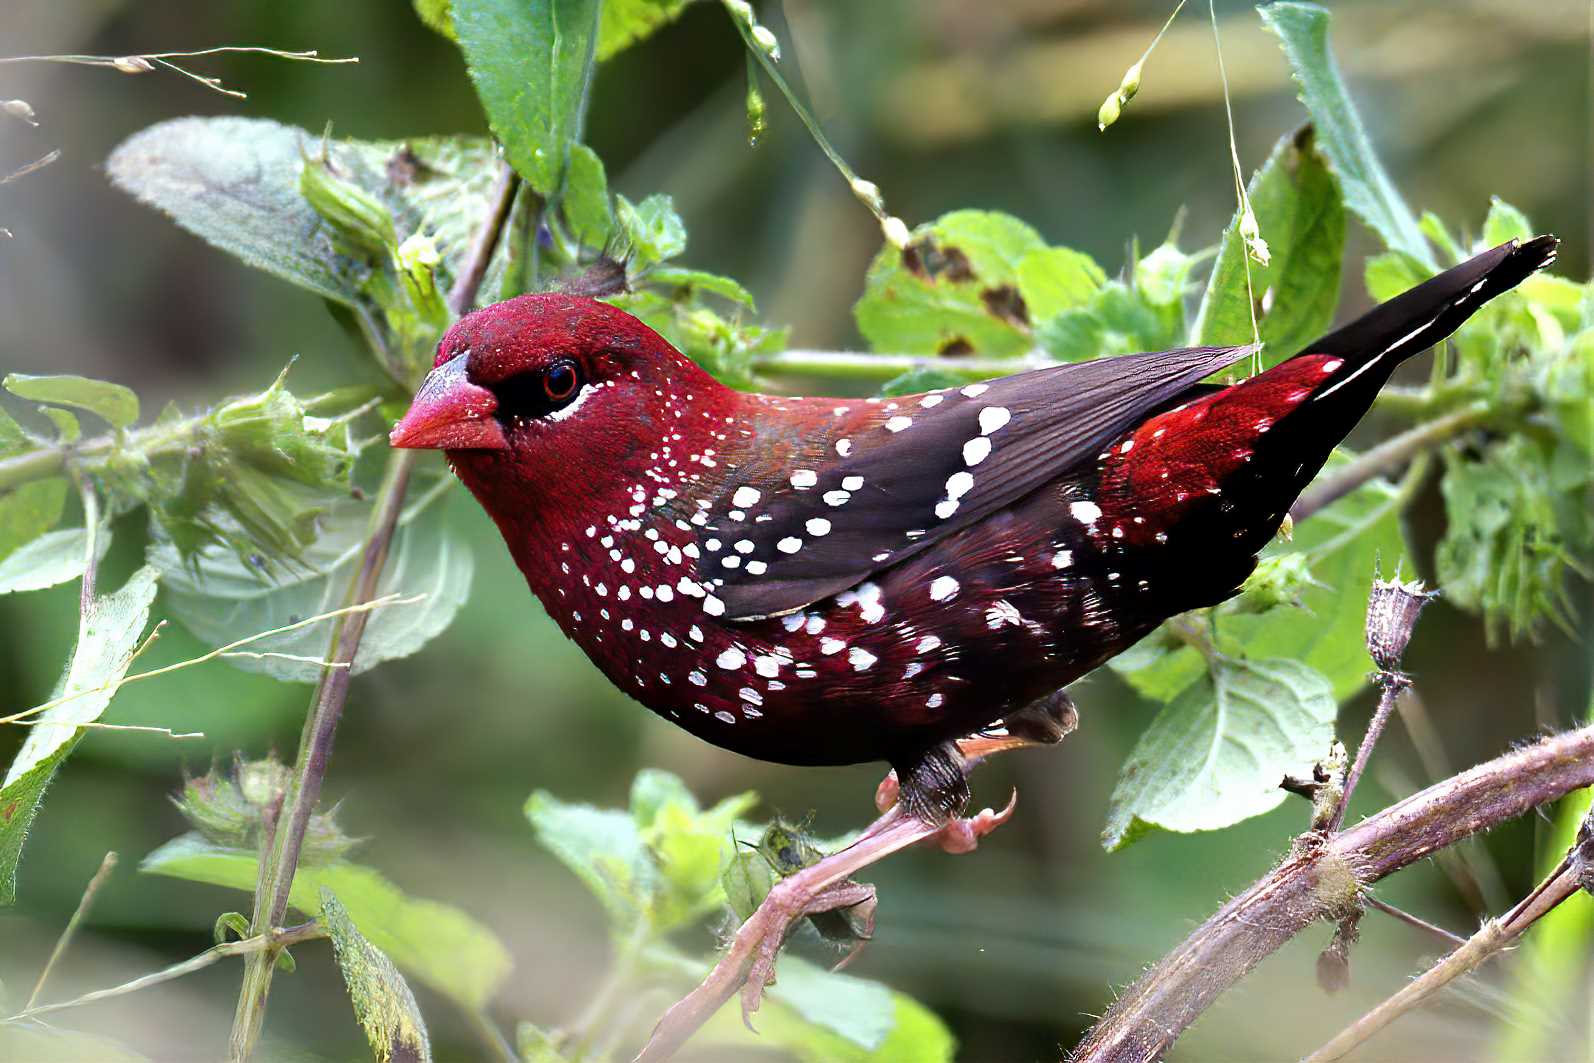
top-left (391, 236), bottom-right (1554, 1039)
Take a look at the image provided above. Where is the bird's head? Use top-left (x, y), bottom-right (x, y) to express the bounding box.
top-left (390, 293), bottom-right (725, 517)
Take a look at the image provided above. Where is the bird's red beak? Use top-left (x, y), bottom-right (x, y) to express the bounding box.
top-left (389, 352), bottom-right (508, 450)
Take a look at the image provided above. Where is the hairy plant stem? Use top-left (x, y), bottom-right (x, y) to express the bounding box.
top-left (1325, 672), bottom-right (1407, 833)
top-left (1304, 835), bottom-right (1593, 1062)
top-left (25, 851), bottom-right (117, 1009)
top-left (226, 160), bottom-right (520, 1061)
top-left (1067, 724), bottom-right (1594, 1062)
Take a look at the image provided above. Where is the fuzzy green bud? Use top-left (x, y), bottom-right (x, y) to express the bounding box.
top-left (723, 0), bottom-right (753, 25)
top-left (745, 76), bottom-right (767, 148)
top-left (396, 232), bottom-right (449, 327)
top-left (299, 151), bottom-right (397, 260)
top-left (176, 759), bottom-right (356, 863)
top-left (1236, 553), bottom-right (1321, 613)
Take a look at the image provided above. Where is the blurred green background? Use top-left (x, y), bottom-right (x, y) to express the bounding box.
top-left (1, 1), bottom-right (1591, 1059)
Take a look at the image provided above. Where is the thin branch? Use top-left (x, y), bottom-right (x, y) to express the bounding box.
top-left (1290, 402), bottom-right (1488, 522)
top-left (1361, 892), bottom-right (1469, 950)
top-left (0, 595), bottom-right (418, 728)
top-left (226, 156), bottom-right (523, 1062)
top-left (0, 48), bottom-right (356, 101)
top-left (1067, 724), bottom-right (1594, 1062)
top-left (4, 922), bottom-right (324, 1025)
top-left (449, 161), bottom-right (521, 317)
top-left (25, 852), bottom-right (117, 1009)
top-left (1304, 831), bottom-right (1593, 1062)
top-left (1328, 675), bottom-right (1407, 832)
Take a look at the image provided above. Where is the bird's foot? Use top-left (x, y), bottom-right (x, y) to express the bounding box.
top-left (637, 694), bottom-right (1078, 1062)
top-left (635, 806), bottom-right (942, 1063)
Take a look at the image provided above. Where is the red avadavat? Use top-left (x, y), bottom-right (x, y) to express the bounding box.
top-left (394, 236), bottom-right (1554, 819)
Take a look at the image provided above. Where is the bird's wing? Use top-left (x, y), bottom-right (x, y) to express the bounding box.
top-left (701, 344), bottom-right (1256, 620)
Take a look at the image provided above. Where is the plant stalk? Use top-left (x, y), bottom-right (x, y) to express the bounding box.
top-left (226, 159), bottom-right (520, 1061)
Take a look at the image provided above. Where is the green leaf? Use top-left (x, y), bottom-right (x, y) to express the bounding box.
top-left (525, 789), bottom-right (656, 931)
top-left (109, 118), bottom-right (506, 306)
top-left (1364, 250), bottom-right (1431, 303)
top-left (148, 480), bottom-right (471, 681)
top-left (1193, 125), bottom-right (1345, 363)
top-left (0, 405), bottom-right (25, 454)
top-left (1260, 3), bottom-right (1435, 270)
top-left (599, 0), bottom-right (696, 60)
top-left (1035, 281), bottom-right (1184, 363)
top-left (39, 406), bottom-right (81, 443)
top-left (879, 367), bottom-right (964, 398)
top-left (1, 566), bottom-right (157, 903)
top-left (1482, 196), bottom-right (1534, 246)
top-left (647, 267), bottom-right (755, 309)
top-left (3, 374), bottom-right (139, 430)
top-left (414, 0), bottom-right (456, 39)
top-left (562, 144), bottom-right (613, 248)
top-left (0, 477), bottom-right (68, 562)
top-left (855, 210), bottom-right (1045, 356)
top-left (322, 889), bottom-right (434, 1063)
top-left (140, 834), bottom-right (512, 1011)
top-left (653, 948), bottom-right (956, 1062)
top-left (1102, 657), bottom-right (1337, 851)
top-left (517, 1024), bottom-right (573, 1063)
top-left (616, 193), bottom-right (688, 269)
top-left (629, 767), bottom-right (700, 829)
top-left (1435, 436), bottom-right (1583, 642)
top-left (0, 526), bottom-right (106, 596)
top-left (455, 0), bottom-right (601, 197)
top-left (1014, 247), bottom-right (1106, 322)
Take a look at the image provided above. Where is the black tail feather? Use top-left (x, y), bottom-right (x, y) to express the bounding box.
top-left (1300, 235), bottom-right (1559, 370)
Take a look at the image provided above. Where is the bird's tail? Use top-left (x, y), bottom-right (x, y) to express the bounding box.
top-left (1288, 235), bottom-right (1559, 402)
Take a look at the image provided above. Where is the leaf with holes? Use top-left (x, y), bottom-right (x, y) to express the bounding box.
top-left (322, 889), bottom-right (433, 1063)
top-left (855, 210), bottom-right (1046, 357)
top-left (1103, 656), bottom-right (1337, 851)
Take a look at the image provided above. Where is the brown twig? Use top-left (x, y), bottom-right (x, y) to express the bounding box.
top-left (1360, 892), bottom-right (1468, 950)
top-left (1303, 817), bottom-right (1594, 1061)
top-left (225, 158), bottom-right (520, 1062)
top-left (1067, 724), bottom-right (1594, 1062)
top-left (449, 162), bottom-right (521, 317)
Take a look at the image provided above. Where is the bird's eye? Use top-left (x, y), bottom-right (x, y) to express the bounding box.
top-left (543, 361), bottom-right (580, 403)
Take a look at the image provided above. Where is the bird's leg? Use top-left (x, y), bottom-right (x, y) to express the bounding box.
top-left (636, 690), bottom-right (1079, 1063)
top-left (874, 688), bottom-right (1078, 831)
top-left (635, 805), bottom-right (943, 1063)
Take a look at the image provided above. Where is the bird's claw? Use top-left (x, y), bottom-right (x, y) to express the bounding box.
top-left (934, 789), bottom-right (1018, 853)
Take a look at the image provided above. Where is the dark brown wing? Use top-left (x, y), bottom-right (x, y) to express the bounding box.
top-left (704, 344), bottom-right (1256, 620)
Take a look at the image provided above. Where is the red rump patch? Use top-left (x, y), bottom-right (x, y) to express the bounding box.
top-left (1096, 354), bottom-right (1344, 539)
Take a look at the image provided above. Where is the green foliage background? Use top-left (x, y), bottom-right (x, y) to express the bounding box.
top-left (0, 1), bottom-right (1590, 1060)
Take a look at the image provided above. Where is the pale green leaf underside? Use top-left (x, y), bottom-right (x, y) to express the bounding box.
top-left (141, 834), bottom-right (511, 1012)
top-left (1103, 656), bottom-right (1337, 850)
